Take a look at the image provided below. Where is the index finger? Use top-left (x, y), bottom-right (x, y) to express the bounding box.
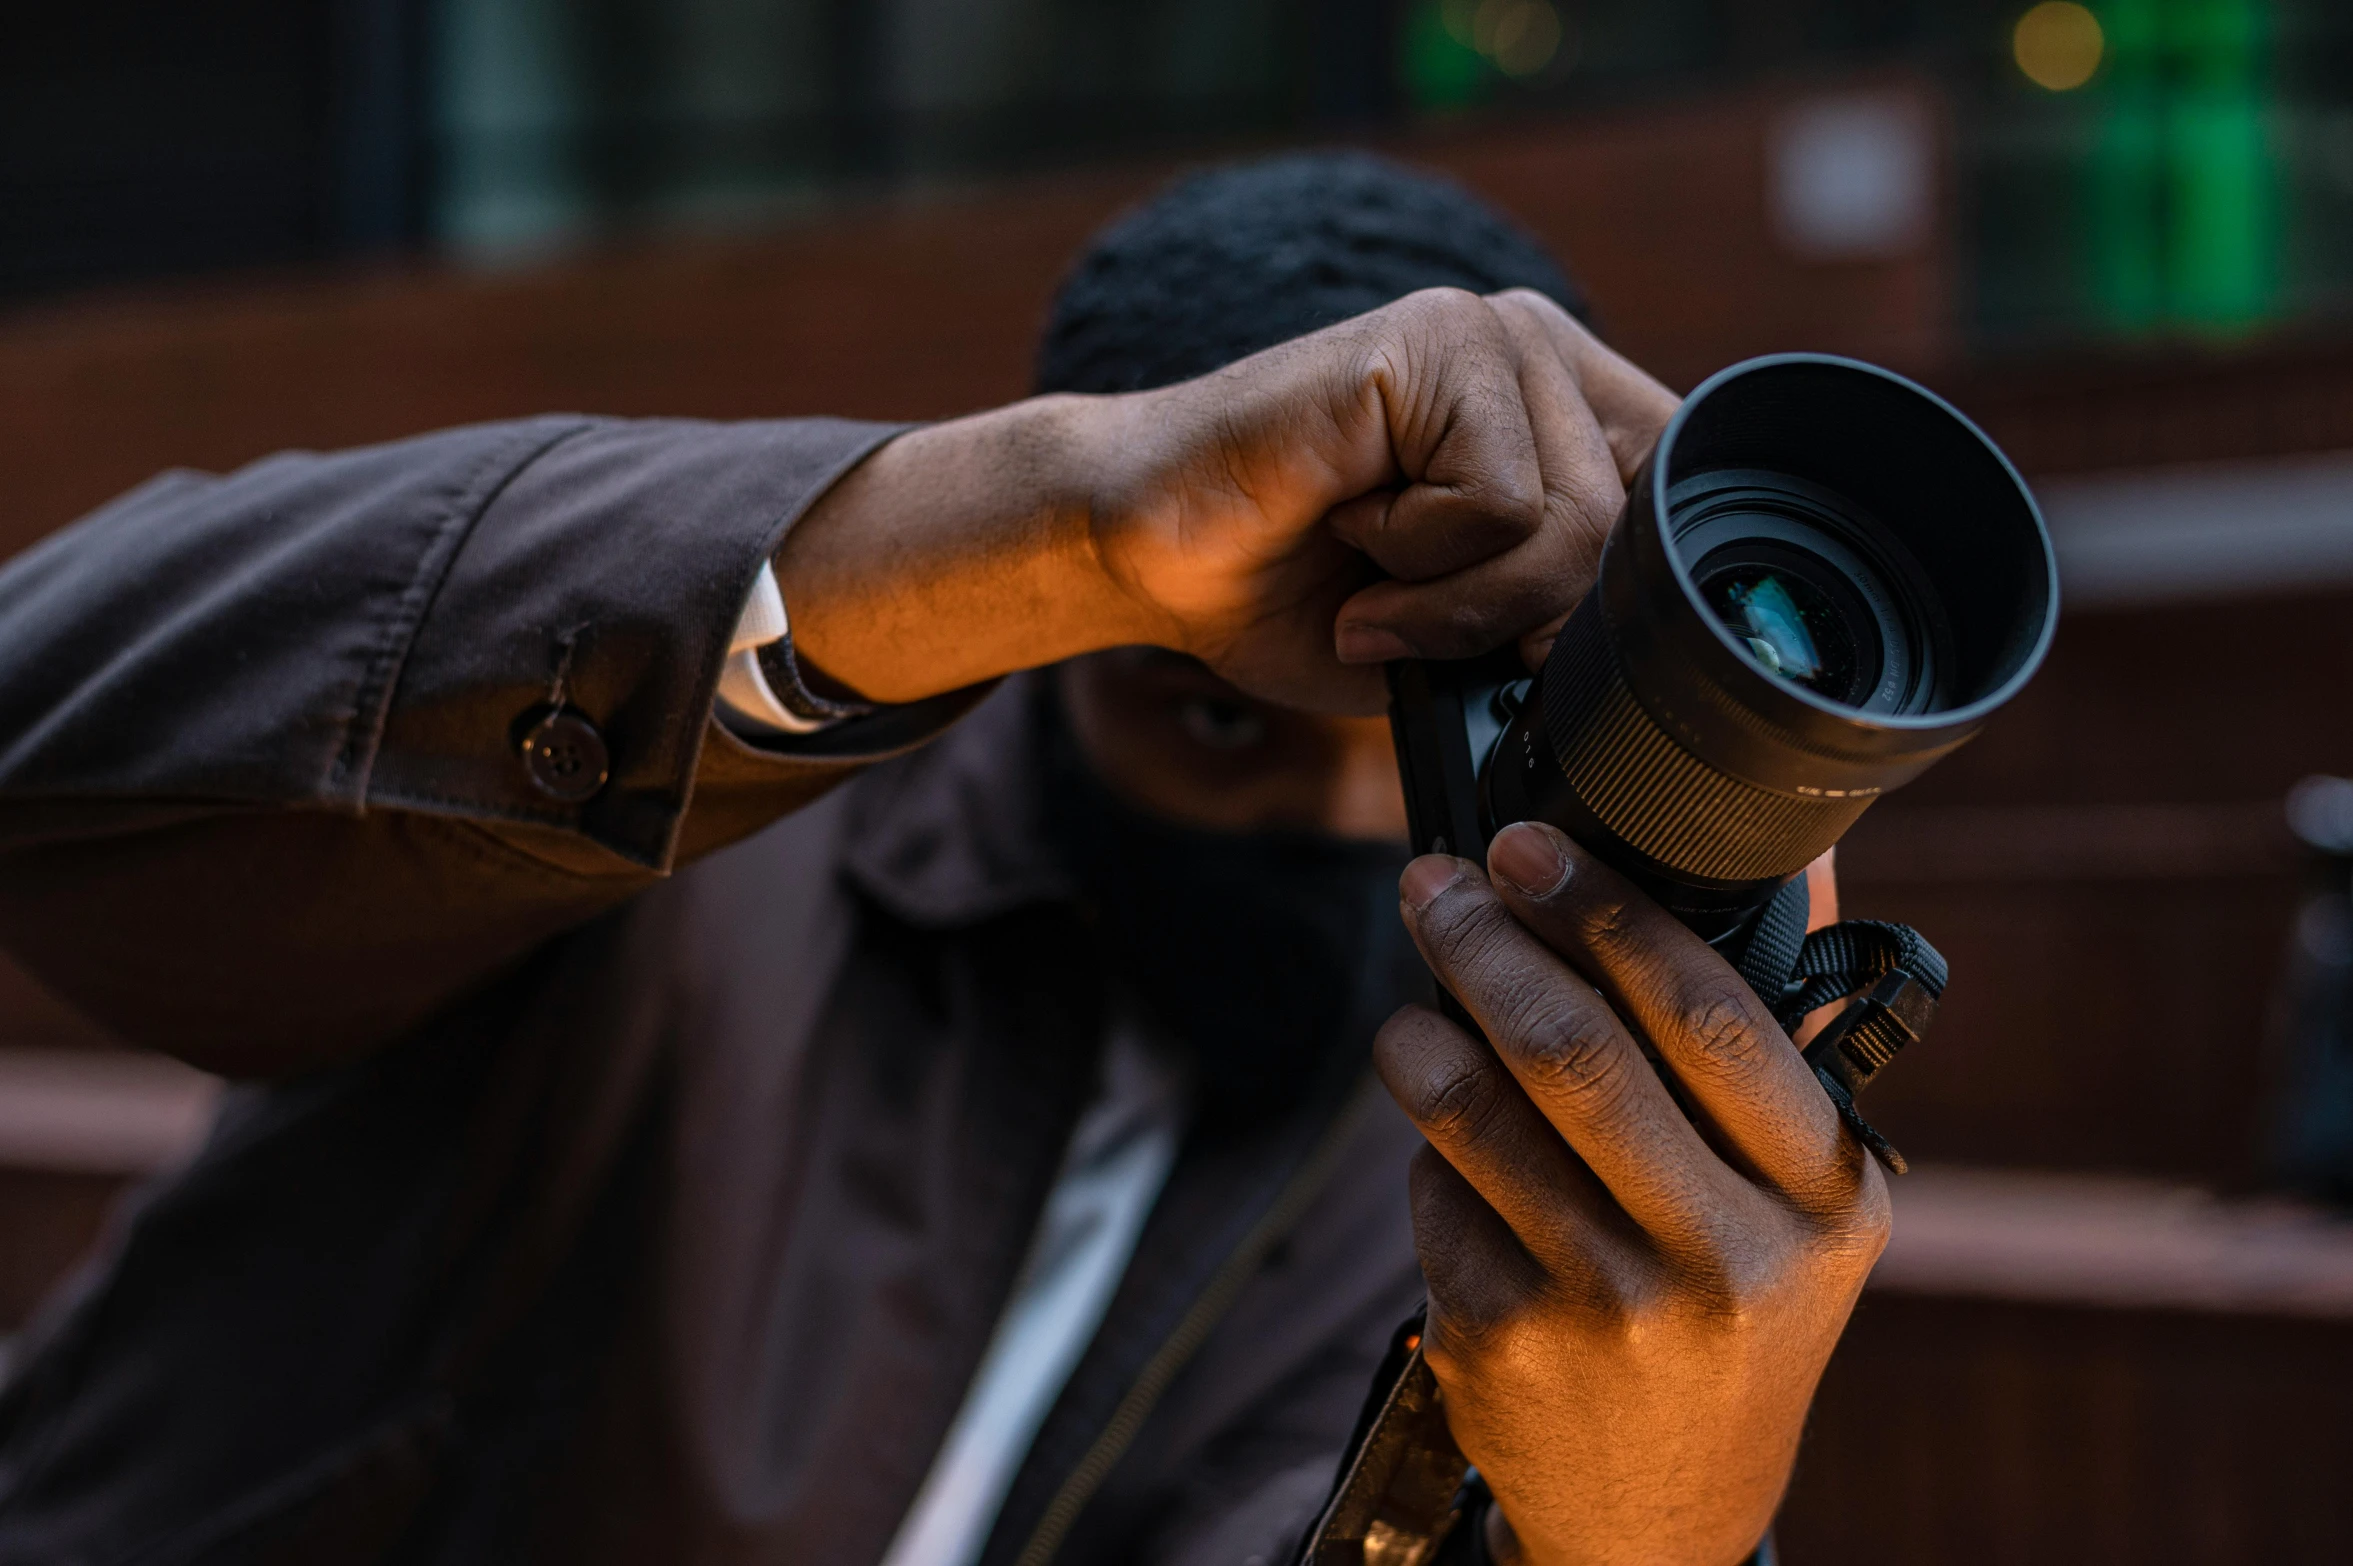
top-left (1398, 856), bottom-right (1739, 1238)
top-left (1485, 821), bottom-right (1862, 1211)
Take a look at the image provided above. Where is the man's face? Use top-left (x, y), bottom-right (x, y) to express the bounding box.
top-left (1058, 649), bottom-right (1407, 842)
top-left (1057, 648), bottom-right (1843, 926)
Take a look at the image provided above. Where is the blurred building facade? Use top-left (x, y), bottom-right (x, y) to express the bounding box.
top-left (11, 0), bottom-right (2353, 351)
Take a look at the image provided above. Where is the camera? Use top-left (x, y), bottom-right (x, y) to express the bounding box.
top-left (1310, 356), bottom-right (2056, 1566)
top-left (1388, 354), bottom-right (2059, 946)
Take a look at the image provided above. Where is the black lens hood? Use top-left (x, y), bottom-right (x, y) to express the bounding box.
top-left (1591, 354), bottom-right (2058, 802)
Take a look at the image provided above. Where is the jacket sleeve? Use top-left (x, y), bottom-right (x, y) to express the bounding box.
top-left (0, 415), bottom-right (980, 1075)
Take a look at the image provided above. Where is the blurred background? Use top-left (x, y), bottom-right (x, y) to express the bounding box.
top-left (8, 1), bottom-right (2353, 1560)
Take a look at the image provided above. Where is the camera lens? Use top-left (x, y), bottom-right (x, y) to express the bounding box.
top-left (1479, 355), bottom-right (2057, 937)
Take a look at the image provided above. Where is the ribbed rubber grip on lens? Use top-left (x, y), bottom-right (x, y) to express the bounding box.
top-left (1541, 615), bottom-right (1873, 883)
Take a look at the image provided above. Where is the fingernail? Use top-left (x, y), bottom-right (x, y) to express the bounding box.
top-left (1400, 855), bottom-right (1466, 912)
top-left (1336, 624), bottom-right (1412, 664)
top-left (1490, 821), bottom-right (1569, 897)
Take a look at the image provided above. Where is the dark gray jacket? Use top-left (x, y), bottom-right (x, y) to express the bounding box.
top-left (0, 418), bottom-right (1425, 1566)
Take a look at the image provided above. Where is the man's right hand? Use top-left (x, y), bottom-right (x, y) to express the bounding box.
top-left (775, 287), bottom-right (1678, 715)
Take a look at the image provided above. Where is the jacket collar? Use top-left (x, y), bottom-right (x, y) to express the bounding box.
top-left (837, 674), bottom-right (1079, 927)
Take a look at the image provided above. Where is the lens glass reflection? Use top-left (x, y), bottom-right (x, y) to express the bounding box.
top-left (1700, 561), bottom-right (1869, 703)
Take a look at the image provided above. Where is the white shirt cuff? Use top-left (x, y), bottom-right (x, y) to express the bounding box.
top-left (716, 561), bottom-right (836, 737)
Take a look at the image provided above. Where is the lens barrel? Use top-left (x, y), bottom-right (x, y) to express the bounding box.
top-left (1481, 355), bottom-right (2058, 937)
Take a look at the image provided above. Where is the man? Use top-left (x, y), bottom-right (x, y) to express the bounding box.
top-left (0, 155), bottom-right (1882, 1566)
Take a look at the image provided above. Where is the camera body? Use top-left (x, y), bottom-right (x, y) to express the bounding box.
top-left (1388, 354), bottom-right (2059, 946)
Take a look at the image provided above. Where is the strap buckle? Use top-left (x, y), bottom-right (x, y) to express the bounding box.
top-left (1800, 967), bottom-right (1937, 1175)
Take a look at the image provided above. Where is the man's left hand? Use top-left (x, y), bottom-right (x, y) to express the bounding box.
top-left (1375, 820), bottom-right (1889, 1566)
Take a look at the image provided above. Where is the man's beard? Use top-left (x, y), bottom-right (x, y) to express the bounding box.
top-left (1043, 705), bottom-right (1423, 1130)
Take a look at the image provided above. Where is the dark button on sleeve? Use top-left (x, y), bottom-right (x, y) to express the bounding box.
top-left (519, 710), bottom-right (610, 802)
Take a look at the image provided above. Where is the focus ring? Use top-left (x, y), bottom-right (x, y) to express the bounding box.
top-left (1541, 612), bottom-right (1873, 883)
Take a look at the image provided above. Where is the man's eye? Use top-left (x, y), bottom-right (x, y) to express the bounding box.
top-left (1176, 697), bottom-right (1267, 751)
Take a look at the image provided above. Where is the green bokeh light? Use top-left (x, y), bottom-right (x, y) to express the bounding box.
top-left (1400, 1), bottom-right (1494, 111)
top-left (2083, 0), bottom-right (2279, 336)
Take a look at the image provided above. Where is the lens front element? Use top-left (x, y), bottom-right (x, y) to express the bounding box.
top-left (1670, 469), bottom-right (1945, 717)
top-left (1700, 560), bottom-right (1867, 704)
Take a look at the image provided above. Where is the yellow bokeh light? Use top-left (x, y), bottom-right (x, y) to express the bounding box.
top-left (2013, 1), bottom-right (2105, 91)
top-left (1474, 0), bottom-right (1562, 77)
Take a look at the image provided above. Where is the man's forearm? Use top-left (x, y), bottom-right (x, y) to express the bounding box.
top-left (774, 286), bottom-right (1673, 722)
top-left (776, 395), bottom-right (1163, 705)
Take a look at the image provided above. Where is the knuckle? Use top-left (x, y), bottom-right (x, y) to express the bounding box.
top-left (1423, 1287), bottom-right (1544, 1379)
top-left (1414, 882), bottom-right (1516, 971)
top-left (1387, 285), bottom-right (1487, 344)
top-left (1494, 480), bottom-right (1554, 537)
top-left (1857, 1168), bottom-right (1895, 1241)
top-left (1502, 994), bottom-right (1624, 1105)
top-left (1411, 1053), bottom-right (1512, 1144)
top-left (1526, 1265), bottom-right (1688, 1357)
top-left (1482, 480), bottom-right (1547, 534)
top-left (1423, 283), bottom-right (1492, 322)
top-left (1845, 1188), bottom-right (1895, 1261)
top-left (1356, 338), bottom-right (1410, 405)
top-left (1810, 1169), bottom-right (1895, 1265)
top-left (1488, 287), bottom-right (1565, 336)
top-left (1563, 883), bottom-right (1645, 960)
top-left (1710, 1237), bottom-right (1789, 1317)
top-left (1607, 1276), bottom-right (1687, 1341)
top-left (1416, 1312), bottom-right (1485, 1385)
top-left (1643, 1253), bottom-right (1766, 1335)
top-left (1679, 1204), bottom-right (1875, 1328)
top-left (1678, 983), bottom-right (1771, 1079)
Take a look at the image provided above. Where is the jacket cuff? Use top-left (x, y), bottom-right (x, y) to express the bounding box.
top-left (365, 416), bottom-right (910, 870)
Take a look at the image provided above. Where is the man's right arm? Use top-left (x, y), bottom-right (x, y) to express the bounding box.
top-left (0, 415), bottom-right (932, 1075)
top-left (0, 287), bottom-right (1665, 1079)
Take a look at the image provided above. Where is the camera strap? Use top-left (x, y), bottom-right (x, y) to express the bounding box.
top-left (1291, 880), bottom-right (1948, 1566)
top-left (1734, 875), bottom-right (1948, 1176)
